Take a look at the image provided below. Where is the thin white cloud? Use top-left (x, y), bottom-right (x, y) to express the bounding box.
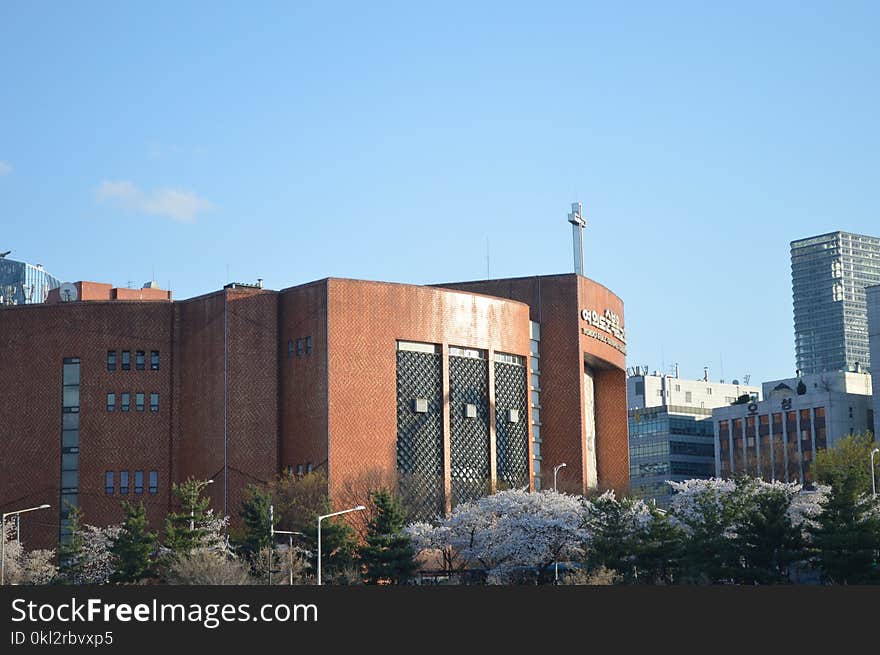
top-left (95, 180), bottom-right (213, 223)
top-left (96, 180), bottom-right (139, 202)
top-left (0, 161), bottom-right (11, 176)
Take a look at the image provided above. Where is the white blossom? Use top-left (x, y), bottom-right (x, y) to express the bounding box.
top-left (407, 490), bottom-right (589, 584)
top-left (2, 520), bottom-right (58, 585)
top-left (77, 523), bottom-right (122, 584)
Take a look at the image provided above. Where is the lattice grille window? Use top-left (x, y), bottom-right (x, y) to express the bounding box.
top-left (396, 349), bottom-right (444, 519)
top-left (449, 355), bottom-right (490, 506)
top-left (495, 361), bottom-right (529, 490)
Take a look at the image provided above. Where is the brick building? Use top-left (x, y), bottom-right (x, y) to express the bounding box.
top-left (0, 273), bottom-right (628, 550)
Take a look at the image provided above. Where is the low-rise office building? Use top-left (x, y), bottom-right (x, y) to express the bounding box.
top-left (627, 370), bottom-right (759, 505)
top-left (713, 371), bottom-right (874, 484)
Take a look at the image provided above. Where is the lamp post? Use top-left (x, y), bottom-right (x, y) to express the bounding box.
top-left (552, 463), bottom-right (567, 585)
top-left (553, 462), bottom-right (567, 493)
top-left (190, 479), bottom-right (214, 531)
top-left (317, 505), bottom-right (365, 586)
top-left (1, 504), bottom-right (50, 585)
top-left (269, 505), bottom-right (305, 585)
top-left (871, 448), bottom-right (879, 497)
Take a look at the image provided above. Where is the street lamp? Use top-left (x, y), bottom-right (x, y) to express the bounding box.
top-left (553, 463), bottom-right (567, 493)
top-left (871, 448), bottom-right (879, 497)
top-left (190, 479), bottom-right (214, 531)
top-left (1, 504), bottom-right (50, 585)
top-left (552, 463), bottom-right (567, 585)
top-left (317, 505), bottom-right (365, 586)
top-left (269, 505), bottom-right (305, 586)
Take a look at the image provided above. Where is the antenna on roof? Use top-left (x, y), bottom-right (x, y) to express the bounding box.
top-left (486, 236), bottom-right (490, 280)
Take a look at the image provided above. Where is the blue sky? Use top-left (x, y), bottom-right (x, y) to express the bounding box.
top-left (2, 1), bottom-right (878, 385)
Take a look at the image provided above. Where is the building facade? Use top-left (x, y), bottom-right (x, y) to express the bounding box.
top-left (791, 231), bottom-right (880, 375)
top-left (0, 273), bottom-right (628, 550)
top-left (627, 371), bottom-right (760, 505)
top-left (0, 256), bottom-right (60, 306)
top-left (868, 285), bottom-right (880, 436)
top-left (437, 274), bottom-right (629, 495)
top-left (713, 371), bottom-right (874, 485)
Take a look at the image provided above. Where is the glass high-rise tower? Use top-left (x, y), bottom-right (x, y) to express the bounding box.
top-left (791, 231), bottom-right (880, 375)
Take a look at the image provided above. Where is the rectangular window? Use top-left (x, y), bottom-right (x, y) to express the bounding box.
top-left (305, 335), bottom-right (312, 354)
top-left (62, 429), bottom-right (78, 448)
top-left (150, 393), bottom-right (159, 413)
top-left (495, 352), bottom-right (525, 366)
top-left (287, 340), bottom-right (294, 359)
top-left (105, 471), bottom-right (114, 494)
top-left (62, 361), bottom-right (79, 386)
top-left (149, 470), bottom-right (158, 494)
top-left (136, 350), bottom-right (145, 370)
top-left (134, 470), bottom-right (144, 494)
top-left (63, 386), bottom-right (80, 407)
top-left (107, 350), bottom-right (117, 372)
top-left (107, 393), bottom-right (116, 412)
top-left (61, 470), bottom-right (78, 491)
top-left (449, 346), bottom-right (486, 359)
top-left (135, 393), bottom-right (145, 412)
top-left (296, 338), bottom-right (304, 357)
top-left (121, 351), bottom-right (131, 370)
top-left (121, 392), bottom-right (130, 412)
top-left (150, 351), bottom-right (160, 370)
top-left (119, 471), bottom-right (129, 494)
top-left (685, 391), bottom-right (692, 403)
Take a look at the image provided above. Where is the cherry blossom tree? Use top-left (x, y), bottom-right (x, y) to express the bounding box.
top-left (407, 490), bottom-right (589, 584)
top-left (1, 520), bottom-right (57, 585)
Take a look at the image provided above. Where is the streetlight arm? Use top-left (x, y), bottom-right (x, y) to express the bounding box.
top-left (318, 506), bottom-right (366, 522)
top-left (317, 505), bottom-right (365, 586)
top-left (2, 504), bottom-right (51, 520)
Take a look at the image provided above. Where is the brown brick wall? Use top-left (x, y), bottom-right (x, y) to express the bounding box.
top-left (438, 274), bottom-right (629, 495)
top-left (174, 292), bottom-right (227, 514)
top-left (325, 279), bottom-right (531, 511)
top-left (174, 288), bottom-right (278, 522)
top-left (0, 302), bottom-right (174, 550)
top-left (278, 280), bottom-right (329, 478)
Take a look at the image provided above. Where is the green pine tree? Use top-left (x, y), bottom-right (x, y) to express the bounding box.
top-left (583, 494), bottom-right (641, 581)
top-left (632, 505), bottom-right (684, 584)
top-left (359, 489), bottom-right (417, 584)
top-left (237, 484), bottom-right (276, 561)
top-left (110, 501), bottom-right (157, 583)
top-left (57, 503), bottom-right (85, 584)
top-left (810, 433), bottom-right (880, 584)
top-left (674, 483), bottom-right (740, 584)
top-left (732, 484), bottom-right (803, 584)
top-left (304, 516), bottom-right (357, 582)
top-left (164, 478), bottom-right (213, 557)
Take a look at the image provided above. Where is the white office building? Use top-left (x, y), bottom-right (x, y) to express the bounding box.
top-left (627, 368), bottom-right (760, 505)
top-left (712, 371), bottom-right (874, 485)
